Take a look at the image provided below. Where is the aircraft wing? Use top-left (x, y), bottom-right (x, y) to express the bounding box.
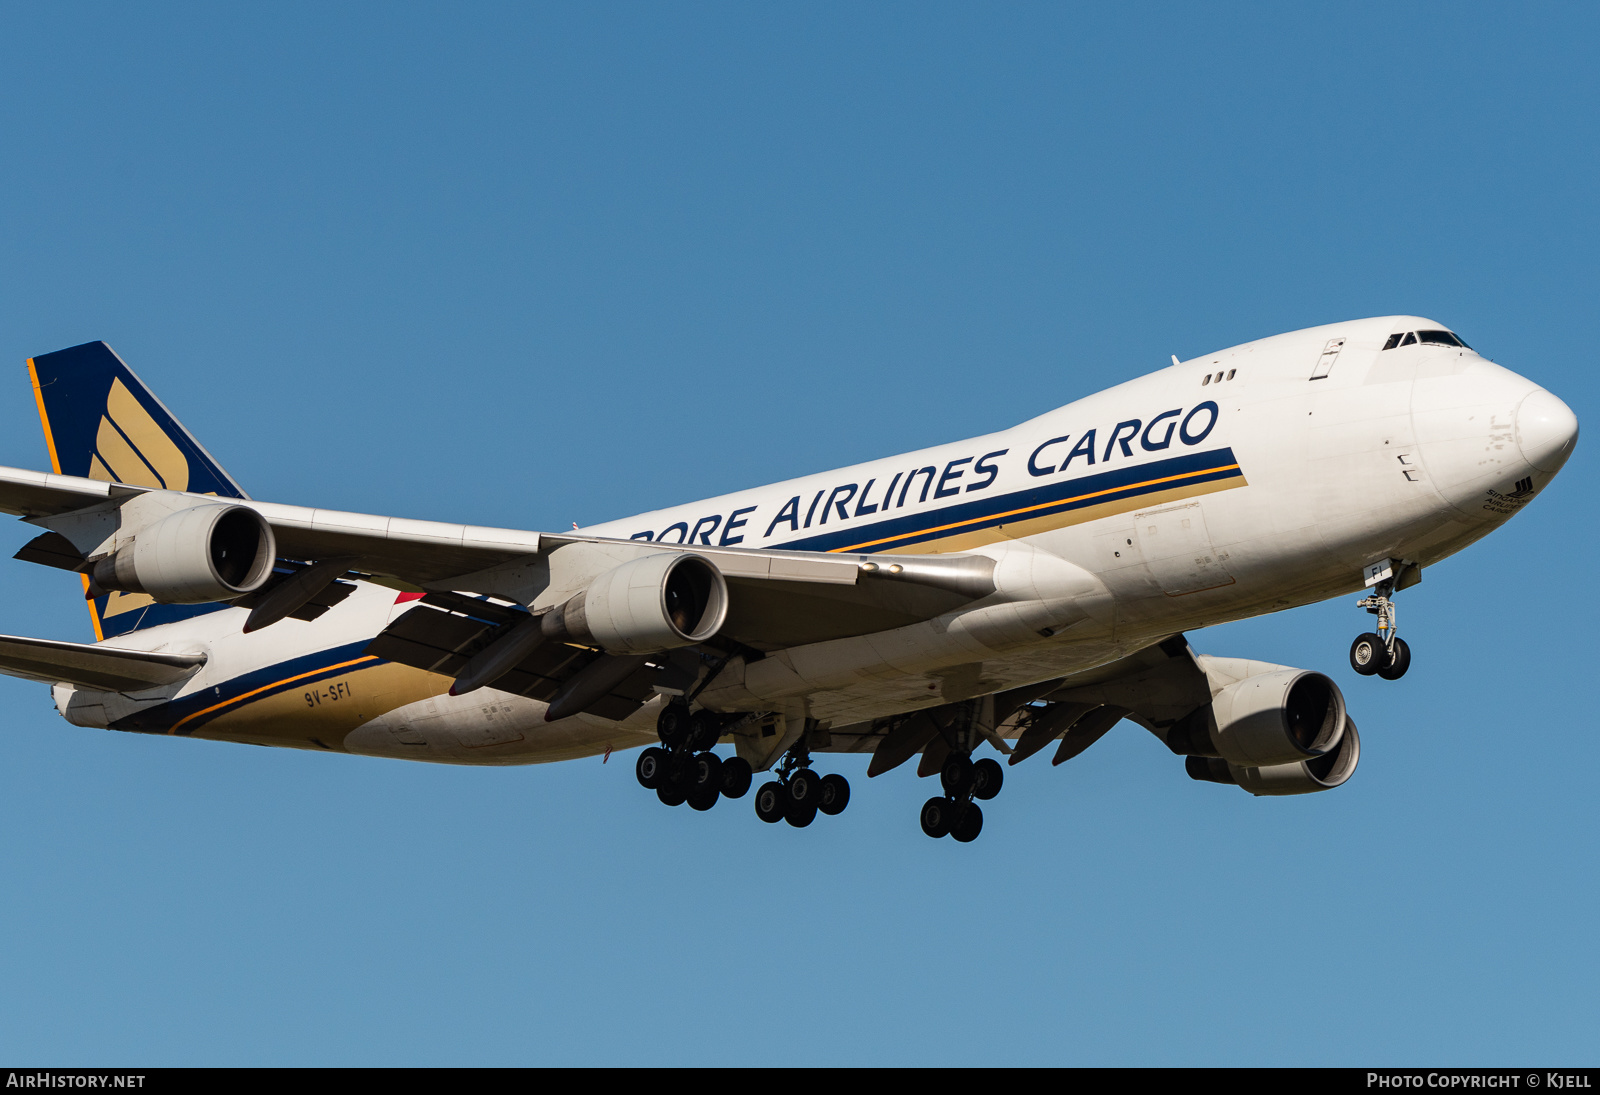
top-left (821, 636), bottom-right (1210, 771)
top-left (0, 632), bottom-right (204, 692)
top-left (0, 465), bottom-right (997, 650)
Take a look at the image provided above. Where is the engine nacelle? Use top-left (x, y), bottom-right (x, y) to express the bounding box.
top-left (1186, 720), bottom-right (1361, 796)
top-left (541, 552), bottom-right (728, 654)
top-left (90, 502), bottom-right (276, 604)
top-left (1165, 668), bottom-right (1347, 768)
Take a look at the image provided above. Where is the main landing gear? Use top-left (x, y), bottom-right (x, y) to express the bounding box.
top-left (1350, 566), bottom-right (1412, 681)
top-left (635, 702), bottom-right (754, 812)
top-left (919, 752), bottom-right (1002, 843)
top-left (754, 738), bottom-right (850, 829)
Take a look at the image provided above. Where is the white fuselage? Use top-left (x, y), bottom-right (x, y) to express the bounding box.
top-left (58, 315), bottom-right (1576, 764)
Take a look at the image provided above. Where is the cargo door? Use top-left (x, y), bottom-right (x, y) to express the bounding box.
top-left (1134, 502), bottom-right (1235, 595)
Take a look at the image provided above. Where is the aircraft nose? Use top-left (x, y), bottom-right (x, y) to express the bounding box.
top-left (1515, 388), bottom-right (1579, 474)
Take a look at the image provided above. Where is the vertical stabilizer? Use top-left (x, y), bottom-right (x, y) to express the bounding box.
top-left (26, 342), bottom-right (250, 638)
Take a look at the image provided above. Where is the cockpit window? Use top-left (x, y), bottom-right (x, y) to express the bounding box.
top-left (1383, 329), bottom-right (1473, 351)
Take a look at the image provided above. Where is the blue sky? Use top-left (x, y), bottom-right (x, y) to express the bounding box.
top-left (0, 3), bottom-right (1595, 1064)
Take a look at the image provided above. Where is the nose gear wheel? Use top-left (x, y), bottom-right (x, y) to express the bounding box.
top-left (1352, 566), bottom-right (1413, 681)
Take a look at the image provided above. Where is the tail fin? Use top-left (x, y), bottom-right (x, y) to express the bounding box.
top-left (25, 341), bottom-right (251, 639)
top-left (28, 341), bottom-right (248, 497)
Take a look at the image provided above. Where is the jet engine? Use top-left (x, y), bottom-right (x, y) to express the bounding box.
top-left (90, 502), bottom-right (277, 604)
top-left (1164, 668), bottom-right (1347, 768)
top-left (541, 552), bottom-right (728, 654)
top-left (1186, 720), bottom-right (1361, 796)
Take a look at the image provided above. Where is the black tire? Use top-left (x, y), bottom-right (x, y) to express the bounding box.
top-left (971, 757), bottom-right (1003, 801)
top-left (635, 747), bottom-right (665, 790)
top-left (940, 754), bottom-right (974, 798)
top-left (657, 782), bottom-right (687, 808)
top-left (687, 788), bottom-right (720, 812)
top-left (919, 796), bottom-right (952, 838)
top-left (787, 768), bottom-right (821, 808)
top-left (720, 756), bottom-right (753, 799)
top-left (657, 703), bottom-right (691, 748)
top-left (688, 751), bottom-right (723, 794)
top-left (689, 709), bottom-right (723, 751)
top-left (818, 773), bottom-right (851, 816)
top-left (785, 799), bottom-right (818, 828)
top-left (952, 802), bottom-right (984, 843)
top-left (1350, 633), bottom-right (1383, 676)
top-left (1377, 636), bottom-right (1412, 680)
top-left (754, 782), bottom-right (786, 823)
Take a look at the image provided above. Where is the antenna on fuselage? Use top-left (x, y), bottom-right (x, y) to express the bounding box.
top-left (1171, 355), bottom-right (1181, 367)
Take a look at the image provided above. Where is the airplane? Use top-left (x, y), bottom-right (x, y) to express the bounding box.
top-left (0, 317), bottom-right (1576, 842)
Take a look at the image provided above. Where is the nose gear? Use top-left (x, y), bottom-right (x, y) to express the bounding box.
top-left (1350, 560), bottom-right (1415, 680)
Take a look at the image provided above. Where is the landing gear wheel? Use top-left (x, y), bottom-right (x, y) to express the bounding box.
top-left (636, 747), bottom-right (666, 790)
top-left (687, 752), bottom-right (723, 795)
top-left (920, 797), bottom-right (952, 838)
top-left (785, 799), bottom-right (817, 828)
top-left (657, 703), bottom-right (691, 748)
top-left (1350, 633), bottom-right (1384, 676)
top-left (971, 758), bottom-right (1003, 801)
top-left (1377, 636), bottom-right (1412, 680)
top-left (687, 788), bottom-right (720, 812)
top-left (657, 783), bottom-right (687, 808)
top-left (940, 754), bottom-right (974, 798)
top-left (787, 768), bottom-right (821, 809)
top-left (754, 782), bottom-right (786, 823)
top-left (720, 756), bottom-right (753, 799)
top-left (951, 802), bottom-right (984, 843)
top-left (689, 710), bottom-right (723, 751)
top-left (818, 773), bottom-right (851, 816)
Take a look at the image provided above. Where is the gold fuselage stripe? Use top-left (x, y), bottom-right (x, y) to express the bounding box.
top-left (826, 462), bottom-right (1243, 554)
top-left (169, 655), bottom-right (379, 734)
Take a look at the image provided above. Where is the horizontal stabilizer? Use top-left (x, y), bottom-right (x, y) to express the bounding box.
top-left (0, 633), bottom-right (204, 692)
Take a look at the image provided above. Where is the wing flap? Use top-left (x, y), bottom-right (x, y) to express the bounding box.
top-left (363, 599), bottom-right (663, 720)
top-left (14, 531), bottom-right (87, 571)
top-left (0, 633), bottom-right (204, 692)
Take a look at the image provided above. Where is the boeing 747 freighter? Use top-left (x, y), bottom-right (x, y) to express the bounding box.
top-left (0, 319), bottom-right (1575, 840)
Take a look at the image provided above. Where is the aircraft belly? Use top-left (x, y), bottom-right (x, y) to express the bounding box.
top-left (342, 684), bottom-right (656, 764)
top-left (791, 638), bottom-right (1132, 728)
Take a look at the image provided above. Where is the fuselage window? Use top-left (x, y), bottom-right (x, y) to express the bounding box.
top-left (1202, 373), bottom-right (1211, 385)
top-left (1226, 369), bottom-right (1236, 380)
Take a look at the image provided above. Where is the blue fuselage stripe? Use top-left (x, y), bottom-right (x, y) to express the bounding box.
top-left (114, 640), bottom-right (381, 735)
top-left (773, 446), bottom-right (1243, 553)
